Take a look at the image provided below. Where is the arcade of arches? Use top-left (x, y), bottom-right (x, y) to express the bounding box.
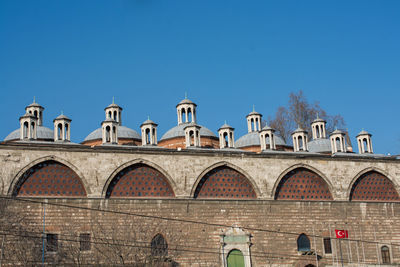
top-left (11, 162), bottom-right (400, 202)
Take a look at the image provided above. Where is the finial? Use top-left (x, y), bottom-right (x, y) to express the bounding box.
top-left (33, 96), bottom-right (36, 103)
top-left (61, 110), bottom-right (64, 115)
top-left (185, 92), bottom-right (187, 99)
top-left (148, 115), bottom-right (150, 120)
top-left (224, 120), bottom-right (227, 125)
top-left (316, 112), bottom-right (319, 119)
top-left (112, 96), bottom-right (115, 104)
top-left (252, 104), bottom-right (255, 112)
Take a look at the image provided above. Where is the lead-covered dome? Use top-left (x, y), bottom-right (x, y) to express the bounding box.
top-left (160, 123), bottom-right (216, 141)
top-left (308, 138), bottom-right (331, 153)
top-left (4, 126), bottom-right (53, 142)
top-left (84, 125), bottom-right (141, 142)
top-left (235, 132), bottom-right (286, 148)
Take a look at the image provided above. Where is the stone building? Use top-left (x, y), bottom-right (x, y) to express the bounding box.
top-left (1, 98), bottom-right (400, 266)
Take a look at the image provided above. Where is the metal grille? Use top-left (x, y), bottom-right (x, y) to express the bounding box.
top-left (194, 166), bottom-right (256, 199)
top-left (350, 171), bottom-right (399, 201)
top-left (275, 168), bottom-right (332, 200)
top-left (106, 164), bottom-right (175, 198)
top-left (14, 160), bottom-right (86, 197)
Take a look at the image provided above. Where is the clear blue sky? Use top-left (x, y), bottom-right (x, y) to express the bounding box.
top-left (1, 1), bottom-right (399, 154)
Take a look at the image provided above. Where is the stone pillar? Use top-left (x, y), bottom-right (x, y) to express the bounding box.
top-left (53, 114), bottom-right (72, 142)
top-left (184, 123), bottom-right (201, 148)
top-left (330, 129), bottom-right (347, 153)
top-left (19, 113), bottom-right (38, 140)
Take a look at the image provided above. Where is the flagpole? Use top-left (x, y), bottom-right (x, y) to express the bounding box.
top-left (328, 224), bottom-right (336, 267)
top-left (339, 238), bottom-right (344, 267)
top-left (313, 226), bottom-right (319, 267)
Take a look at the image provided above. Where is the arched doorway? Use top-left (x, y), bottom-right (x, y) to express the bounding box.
top-left (227, 249), bottom-right (245, 267)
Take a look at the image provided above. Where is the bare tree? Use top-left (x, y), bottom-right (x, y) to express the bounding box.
top-left (267, 90), bottom-right (346, 143)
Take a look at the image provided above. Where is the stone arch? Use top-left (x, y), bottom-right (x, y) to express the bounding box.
top-left (348, 168), bottom-right (400, 202)
top-left (102, 158), bottom-right (176, 198)
top-left (191, 161), bottom-right (259, 199)
top-left (273, 164), bottom-right (333, 201)
top-left (9, 156), bottom-right (89, 197)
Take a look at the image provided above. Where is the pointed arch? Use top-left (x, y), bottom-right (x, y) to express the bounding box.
top-left (297, 233), bottom-right (311, 252)
top-left (191, 161), bottom-right (259, 199)
top-left (348, 168), bottom-right (400, 202)
top-left (151, 234), bottom-right (168, 257)
top-left (10, 158), bottom-right (88, 197)
top-left (102, 159), bottom-right (176, 198)
top-left (273, 164), bottom-right (333, 201)
top-left (8, 156), bottom-right (90, 197)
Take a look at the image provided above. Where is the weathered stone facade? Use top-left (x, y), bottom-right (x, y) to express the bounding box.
top-left (1, 143), bottom-right (400, 266)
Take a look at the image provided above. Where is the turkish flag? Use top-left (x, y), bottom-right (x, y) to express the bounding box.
top-left (335, 229), bottom-right (349, 239)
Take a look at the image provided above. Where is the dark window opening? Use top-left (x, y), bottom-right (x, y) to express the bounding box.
top-left (381, 246), bottom-right (390, 264)
top-left (323, 238), bottom-right (332, 254)
top-left (297, 233), bottom-right (310, 252)
top-left (80, 233), bottom-right (91, 251)
top-left (151, 234), bottom-right (168, 257)
top-left (46, 233), bottom-right (58, 252)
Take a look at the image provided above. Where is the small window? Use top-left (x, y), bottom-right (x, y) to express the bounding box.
top-left (297, 233), bottom-right (310, 252)
top-left (80, 233), bottom-right (91, 251)
top-left (151, 234), bottom-right (168, 257)
top-left (323, 238), bottom-right (332, 254)
top-left (46, 233), bottom-right (58, 252)
top-left (381, 246), bottom-right (390, 264)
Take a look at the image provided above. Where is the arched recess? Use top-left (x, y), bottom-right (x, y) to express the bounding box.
top-left (103, 159), bottom-right (176, 198)
top-left (192, 162), bottom-right (258, 199)
top-left (349, 168), bottom-right (400, 202)
top-left (274, 165), bottom-right (333, 201)
top-left (10, 158), bottom-right (87, 197)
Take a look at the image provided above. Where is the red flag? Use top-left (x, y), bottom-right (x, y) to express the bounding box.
top-left (335, 229), bottom-right (348, 239)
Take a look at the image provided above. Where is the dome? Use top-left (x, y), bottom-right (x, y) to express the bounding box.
top-left (4, 126), bottom-right (53, 141)
top-left (357, 130), bottom-right (371, 137)
top-left (160, 123), bottom-right (216, 141)
top-left (308, 138), bottom-right (331, 153)
top-left (105, 103), bottom-right (121, 109)
top-left (141, 119), bottom-right (157, 126)
top-left (54, 114), bottom-right (71, 121)
top-left (84, 125), bottom-right (141, 142)
top-left (235, 132), bottom-right (286, 148)
top-left (177, 98), bottom-right (196, 106)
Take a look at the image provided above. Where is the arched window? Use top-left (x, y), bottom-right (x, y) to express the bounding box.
top-left (227, 249), bottom-right (244, 267)
top-left (350, 171), bottom-right (400, 201)
top-left (12, 160), bottom-right (86, 197)
top-left (194, 166), bottom-right (256, 199)
top-left (151, 234), bottom-right (168, 257)
top-left (145, 128), bottom-right (151, 144)
top-left (381, 246), bottom-right (390, 264)
top-left (275, 168), bottom-right (332, 201)
top-left (113, 111), bottom-right (117, 122)
top-left (106, 164), bottom-right (175, 198)
top-left (297, 234), bottom-right (310, 252)
top-left (223, 132), bottom-right (228, 147)
top-left (57, 123), bottom-right (63, 140)
top-left (23, 121), bottom-right (29, 139)
top-left (105, 126), bottom-right (111, 142)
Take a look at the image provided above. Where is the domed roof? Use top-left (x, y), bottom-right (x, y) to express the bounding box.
top-left (218, 123), bottom-right (233, 130)
top-left (84, 126), bottom-right (140, 141)
top-left (331, 129), bottom-right (345, 135)
top-left (54, 114), bottom-right (71, 121)
top-left (235, 132), bottom-right (286, 148)
top-left (141, 119), bottom-right (157, 126)
top-left (308, 138), bottom-right (331, 153)
top-left (4, 126), bottom-right (53, 141)
top-left (160, 123), bottom-right (216, 141)
top-left (261, 125), bottom-right (274, 131)
top-left (176, 98), bottom-right (196, 106)
top-left (26, 102), bottom-right (43, 108)
top-left (105, 103), bottom-right (121, 109)
top-left (292, 127), bottom-right (307, 134)
top-left (357, 130), bottom-right (371, 137)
